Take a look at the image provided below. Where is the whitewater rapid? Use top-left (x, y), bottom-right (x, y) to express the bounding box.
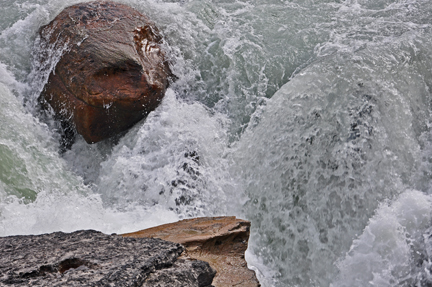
top-left (2, 0), bottom-right (432, 286)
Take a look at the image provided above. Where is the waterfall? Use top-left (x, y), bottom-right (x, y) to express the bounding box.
top-left (1, 0), bottom-right (432, 285)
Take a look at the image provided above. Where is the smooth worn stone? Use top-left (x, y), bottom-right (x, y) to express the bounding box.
top-left (0, 230), bottom-right (215, 286)
top-left (38, 1), bottom-right (172, 144)
top-left (123, 216), bottom-right (261, 287)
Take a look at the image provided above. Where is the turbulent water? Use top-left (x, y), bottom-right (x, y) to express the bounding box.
top-left (1, 0), bottom-right (432, 286)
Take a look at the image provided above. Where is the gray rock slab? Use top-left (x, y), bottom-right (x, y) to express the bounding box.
top-left (0, 230), bottom-right (215, 286)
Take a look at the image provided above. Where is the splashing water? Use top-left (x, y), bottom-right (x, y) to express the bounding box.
top-left (2, 0), bottom-right (432, 286)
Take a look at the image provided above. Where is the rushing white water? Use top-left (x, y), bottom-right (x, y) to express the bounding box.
top-left (1, 0), bottom-right (432, 286)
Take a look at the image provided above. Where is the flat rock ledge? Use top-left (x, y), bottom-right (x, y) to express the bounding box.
top-left (0, 230), bottom-right (215, 286)
top-left (123, 216), bottom-right (261, 287)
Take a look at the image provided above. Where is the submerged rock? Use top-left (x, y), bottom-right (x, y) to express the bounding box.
top-left (0, 230), bottom-right (215, 286)
top-left (38, 1), bottom-right (172, 144)
top-left (123, 216), bottom-right (261, 287)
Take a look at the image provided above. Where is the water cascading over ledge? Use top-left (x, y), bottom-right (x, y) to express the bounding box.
top-left (1, 0), bottom-right (432, 286)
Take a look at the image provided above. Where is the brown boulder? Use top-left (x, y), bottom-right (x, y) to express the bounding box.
top-left (122, 216), bottom-right (261, 287)
top-left (38, 1), bottom-right (172, 143)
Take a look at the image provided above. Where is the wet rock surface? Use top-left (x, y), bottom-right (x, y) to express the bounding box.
top-left (123, 216), bottom-right (260, 287)
top-left (0, 230), bottom-right (215, 286)
top-left (37, 1), bottom-right (172, 144)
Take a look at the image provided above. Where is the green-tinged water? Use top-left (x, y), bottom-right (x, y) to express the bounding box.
top-left (1, 0), bottom-right (432, 286)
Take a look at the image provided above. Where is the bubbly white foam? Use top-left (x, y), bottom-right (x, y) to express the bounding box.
top-left (333, 190), bottom-right (432, 286)
top-left (0, 190), bottom-right (180, 236)
top-left (1, 0), bottom-right (432, 286)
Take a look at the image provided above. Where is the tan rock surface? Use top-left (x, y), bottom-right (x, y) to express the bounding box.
top-left (122, 216), bottom-right (260, 287)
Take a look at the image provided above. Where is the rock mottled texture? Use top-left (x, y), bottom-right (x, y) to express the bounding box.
top-left (142, 259), bottom-right (216, 287)
top-left (123, 216), bottom-right (260, 287)
top-left (38, 1), bottom-right (172, 144)
top-left (0, 230), bottom-right (215, 286)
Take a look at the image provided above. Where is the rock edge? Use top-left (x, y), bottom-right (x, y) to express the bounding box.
top-left (123, 216), bottom-right (261, 287)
